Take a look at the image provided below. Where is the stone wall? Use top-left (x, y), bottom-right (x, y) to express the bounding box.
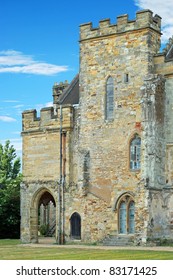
top-left (20, 181), bottom-right (58, 243)
top-left (21, 9), bottom-right (173, 245)
top-left (165, 78), bottom-right (173, 183)
top-left (77, 10), bottom-right (162, 242)
top-left (22, 105), bottom-right (74, 183)
top-left (140, 74), bottom-right (168, 240)
top-left (21, 105), bottom-right (74, 243)
top-left (65, 186), bottom-right (113, 242)
top-left (141, 74), bottom-right (166, 189)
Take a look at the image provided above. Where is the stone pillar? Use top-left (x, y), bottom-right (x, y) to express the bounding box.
top-left (20, 183), bottom-right (31, 243)
top-left (141, 74), bottom-right (167, 240)
top-left (39, 204), bottom-right (44, 226)
top-left (141, 74), bottom-right (166, 189)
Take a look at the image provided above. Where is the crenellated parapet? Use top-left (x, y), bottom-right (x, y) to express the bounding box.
top-left (52, 80), bottom-right (69, 105)
top-left (22, 105), bottom-right (74, 134)
top-left (80, 9), bottom-right (161, 41)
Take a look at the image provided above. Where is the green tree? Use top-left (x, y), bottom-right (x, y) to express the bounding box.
top-left (0, 140), bottom-right (22, 238)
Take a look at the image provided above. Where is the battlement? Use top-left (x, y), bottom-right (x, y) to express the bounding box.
top-left (80, 9), bottom-right (161, 41)
top-left (22, 105), bottom-right (74, 133)
top-left (52, 80), bottom-right (69, 104)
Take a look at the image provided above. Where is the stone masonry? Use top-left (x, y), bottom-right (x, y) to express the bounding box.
top-left (21, 9), bottom-right (173, 245)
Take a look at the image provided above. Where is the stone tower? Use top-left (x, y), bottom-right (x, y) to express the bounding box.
top-left (78, 10), bottom-right (162, 243)
top-left (21, 10), bottom-right (173, 245)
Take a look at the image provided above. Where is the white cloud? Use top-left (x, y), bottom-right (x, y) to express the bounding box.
top-left (34, 101), bottom-right (53, 112)
top-left (134, 0), bottom-right (173, 43)
top-left (12, 104), bottom-right (24, 109)
top-left (0, 116), bottom-right (17, 122)
top-left (12, 131), bottom-right (21, 135)
top-left (3, 100), bottom-right (19, 103)
top-left (0, 50), bottom-right (33, 66)
top-left (0, 50), bottom-right (68, 76)
top-left (45, 101), bottom-right (53, 107)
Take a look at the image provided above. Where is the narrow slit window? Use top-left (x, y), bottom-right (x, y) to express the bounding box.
top-left (124, 73), bottom-right (129, 83)
top-left (105, 76), bottom-right (114, 120)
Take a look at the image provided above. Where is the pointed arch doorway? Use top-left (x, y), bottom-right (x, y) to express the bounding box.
top-left (38, 191), bottom-right (56, 239)
top-left (70, 212), bottom-right (81, 240)
top-left (30, 188), bottom-right (56, 243)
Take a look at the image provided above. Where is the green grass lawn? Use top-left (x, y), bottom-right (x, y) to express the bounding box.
top-left (0, 239), bottom-right (173, 260)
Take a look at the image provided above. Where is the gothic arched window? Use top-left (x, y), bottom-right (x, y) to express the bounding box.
top-left (118, 195), bottom-right (135, 234)
top-left (130, 134), bottom-right (141, 170)
top-left (105, 76), bottom-right (114, 120)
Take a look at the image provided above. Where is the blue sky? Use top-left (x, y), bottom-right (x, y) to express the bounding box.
top-left (0, 0), bottom-right (173, 160)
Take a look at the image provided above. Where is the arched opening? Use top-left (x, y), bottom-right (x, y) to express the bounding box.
top-left (118, 194), bottom-right (135, 234)
top-left (38, 191), bottom-right (56, 239)
top-left (30, 188), bottom-right (56, 243)
top-left (70, 212), bottom-right (81, 240)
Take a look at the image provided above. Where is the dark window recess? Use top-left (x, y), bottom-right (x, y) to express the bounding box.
top-left (124, 73), bottom-right (129, 83)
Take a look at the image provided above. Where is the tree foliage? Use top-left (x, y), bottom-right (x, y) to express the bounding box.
top-left (0, 140), bottom-right (22, 238)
